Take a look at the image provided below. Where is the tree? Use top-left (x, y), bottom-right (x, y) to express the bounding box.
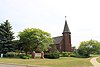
top-left (78, 40), bottom-right (100, 57)
top-left (13, 40), bottom-right (23, 54)
top-left (18, 28), bottom-right (53, 54)
top-left (92, 41), bottom-right (100, 54)
top-left (0, 20), bottom-right (14, 54)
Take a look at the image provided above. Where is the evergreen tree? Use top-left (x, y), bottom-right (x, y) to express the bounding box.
top-left (0, 20), bottom-right (14, 54)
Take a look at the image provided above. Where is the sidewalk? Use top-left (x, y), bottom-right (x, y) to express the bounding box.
top-left (90, 57), bottom-right (100, 67)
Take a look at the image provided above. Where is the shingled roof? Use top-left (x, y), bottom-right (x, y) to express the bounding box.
top-left (53, 36), bottom-right (63, 44)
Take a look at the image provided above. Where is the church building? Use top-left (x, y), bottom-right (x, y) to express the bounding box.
top-left (53, 16), bottom-right (73, 52)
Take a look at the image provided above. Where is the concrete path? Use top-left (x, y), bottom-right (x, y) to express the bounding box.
top-left (90, 57), bottom-right (100, 67)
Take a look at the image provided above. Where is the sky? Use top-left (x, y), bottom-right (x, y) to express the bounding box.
top-left (0, 0), bottom-right (100, 47)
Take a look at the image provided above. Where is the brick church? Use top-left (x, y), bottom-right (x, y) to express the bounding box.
top-left (53, 16), bottom-right (73, 52)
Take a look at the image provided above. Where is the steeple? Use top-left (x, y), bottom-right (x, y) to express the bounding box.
top-left (63, 16), bottom-right (70, 33)
top-left (62, 16), bottom-right (72, 52)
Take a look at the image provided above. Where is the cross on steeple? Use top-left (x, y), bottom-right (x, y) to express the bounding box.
top-left (65, 16), bottom-right (66, 20)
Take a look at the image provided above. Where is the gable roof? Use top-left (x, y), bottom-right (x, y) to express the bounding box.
top-left (53, 36), bottom-right (63, 44)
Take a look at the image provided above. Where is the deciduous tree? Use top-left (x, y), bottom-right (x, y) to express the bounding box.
top-left (18, 28), bottom-right (53, 54)
top-left (78, 40), bottom-right (100, 57)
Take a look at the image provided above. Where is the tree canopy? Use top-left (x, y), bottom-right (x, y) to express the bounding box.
top-left (18, 28), bottom-right (53, 54)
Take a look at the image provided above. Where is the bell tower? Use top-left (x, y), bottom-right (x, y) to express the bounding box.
top-left (62, 16), bottom-right (72, 52)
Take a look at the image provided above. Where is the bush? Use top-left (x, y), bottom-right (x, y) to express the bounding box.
top-left (17, 54), bottom-right (32, 59)
top-left (60, 52), bottom-right (68, 57)
top-left (4, 52), bottom-right (16, 58)
top-left (77, 49), bottom-right (90, 58)
top-left (21, 55), bottom-right (29, 59)
top-left (60, 52), bottom-right (76, 57)
top-left (73, 50), bottom-right (89, 58)
top-left (70, 53), bottom-right (76, 57)
top-left (44, 53), bottom-right (59, 59)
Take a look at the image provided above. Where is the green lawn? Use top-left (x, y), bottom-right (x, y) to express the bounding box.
top-left (97, 57), bottom-right (100, 63)
top-left (0, 57), bottom-right (92, 67)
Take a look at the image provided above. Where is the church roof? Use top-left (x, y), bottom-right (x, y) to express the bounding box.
top-left (53, 36), bottom-right (63, 44)
top-left (63, 16), bottom-right (70, 33)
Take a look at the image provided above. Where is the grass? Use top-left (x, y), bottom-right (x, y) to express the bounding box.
top-left (0, 57), bottom-right (92, 67)
top-left (96, 57), bottom-right (100, 63)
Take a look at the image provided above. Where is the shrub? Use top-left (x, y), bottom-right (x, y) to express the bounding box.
top-left (76, 49), bottom-right (90, 58)
top-left (4, 52), bottom-right (16, 58)
top-left (60, 52), bottom-right (68, 57)
top-left (44, 53), bottom-right (59, 59)
top-left (60, 52), bottom-right (76, 57)
top-left (18, 54), bottom-right (32, 59)
top-left (73, 50), bottom-right (89, 58)
top-left (70, 53), bottom-right (76, 57)
top-left (21, 55), bottom-right (29, 59)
